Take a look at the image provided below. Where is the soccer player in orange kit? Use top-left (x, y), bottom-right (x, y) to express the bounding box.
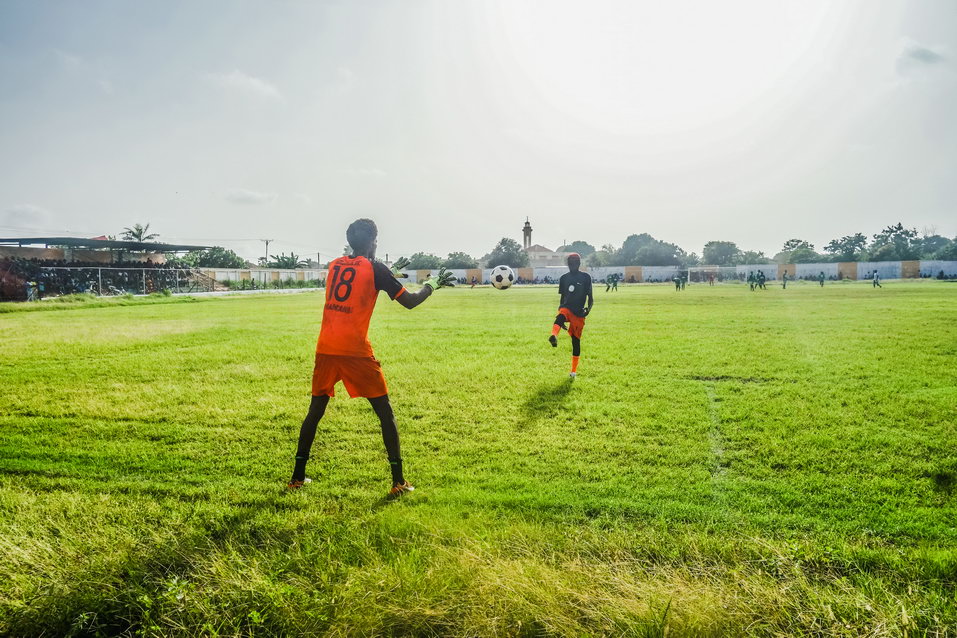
top-left (288, 219), bottom-right (454, 499)
top-left (548, 253), bottom-right (594, 378)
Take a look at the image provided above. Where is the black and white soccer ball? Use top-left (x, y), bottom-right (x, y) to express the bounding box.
top-left (490, 265), bottom-right (515, 290)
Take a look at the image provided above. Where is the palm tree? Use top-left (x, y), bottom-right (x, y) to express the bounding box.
top-left (268, 252), bottom-right (308, 269)
top-left (122, 223), bottom-right (159, 242)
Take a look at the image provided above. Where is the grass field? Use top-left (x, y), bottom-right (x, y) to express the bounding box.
top-left (1, 281), bottom-right (955, 636)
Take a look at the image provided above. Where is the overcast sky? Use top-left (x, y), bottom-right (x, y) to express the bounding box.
top-left (1, 0), bottom-right (954, 261)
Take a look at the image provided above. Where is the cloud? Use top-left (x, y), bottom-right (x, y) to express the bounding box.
top-left (1, 204), bottom-right (53, 229)
top-left (897, 42), bottom-right (946, 75)
top-left (340, 168), bottom-right (388, 178)
top-left (333, 67), bottom-right (356, 94)
top-left (53, 49), bottom-right (116, 96)
top-left (315, 66), bottom-right (357, 98)
top-left (209, 70), bottom-right (283, 100)
top-left (53, 49), bottom-right (82, 68)
top-left (225, 189), bottom-right (278, 205)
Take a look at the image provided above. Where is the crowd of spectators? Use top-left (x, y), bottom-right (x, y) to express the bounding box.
top-left (0, 257), bottom-right (210, 300)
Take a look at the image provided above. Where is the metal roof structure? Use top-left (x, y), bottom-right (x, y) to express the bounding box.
top-left (0, 237), bottom-right (212, 252)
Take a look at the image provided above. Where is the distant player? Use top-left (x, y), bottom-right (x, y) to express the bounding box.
top-left (781, 271), bottom-right (788, 289)
top-left (673, 274), bottom-right (681, 291)
top-left (604, 272), bottom-right (619, 292)
top-left (747, 271), bottom-right (756, 291)
top-left (757, 271), bottom-right (766, 290)
top-left (288, 218), bottom-right (455, 499)
top-left (872, 270), bottom-right (882, 288)
top-left (818, 271), bottom-right (825, 287)
top-left (708, 273), bottom-right (715, 286)
top-left (548, 253), bottom-right (593, 378)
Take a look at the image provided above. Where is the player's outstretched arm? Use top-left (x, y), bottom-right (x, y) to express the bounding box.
top-left (396, 267), bottom-right (455, 310)
top-left (584, 279), bottom-right (595, 316)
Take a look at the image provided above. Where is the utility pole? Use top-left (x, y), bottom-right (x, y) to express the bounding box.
top-left (260, 239), bottom-right (273, 265)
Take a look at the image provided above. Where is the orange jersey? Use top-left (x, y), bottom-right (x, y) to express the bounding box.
top-left (316, 256), bottom-right (404, 357)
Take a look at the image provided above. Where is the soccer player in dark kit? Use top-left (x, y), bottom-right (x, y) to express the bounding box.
top-left (288, 218), bottom-right (455, 498)
top-left (548, 253), bottom-right (594, 378)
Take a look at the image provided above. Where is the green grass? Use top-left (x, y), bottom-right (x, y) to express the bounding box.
top-left (1, 281), bottom-right (955, 636)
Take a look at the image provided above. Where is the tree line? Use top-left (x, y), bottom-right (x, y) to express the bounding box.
top-left (122, 221), bottom-right (957, 269)
top-left (471, 223), bottom-right (957, 268)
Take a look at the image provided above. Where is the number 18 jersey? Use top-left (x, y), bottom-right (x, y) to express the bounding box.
top-left (316, 256), bottom-right (404, 357)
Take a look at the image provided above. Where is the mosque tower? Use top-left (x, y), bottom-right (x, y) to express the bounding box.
top-left (522, 217), bottom-right (532, 250)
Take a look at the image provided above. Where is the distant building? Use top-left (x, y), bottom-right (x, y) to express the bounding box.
top-left (521, 218), bottom-right (572, 267)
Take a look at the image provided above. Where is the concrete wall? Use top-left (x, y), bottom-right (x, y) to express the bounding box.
top-left (901, 260), bottom-right (920, 278)
top-left (796, 262), bottom-right (839, 279)
top-left (624, 266), bottom-right (643, 282)
top-left (585, 266), bottom-right (622, 282)
top-left (838, 262), bottom-right (857, 280)
top-left (642, 266), bottom-right (680, 282)
top-left (920, 260), bottom-right (957, 277)
top-left (203, 261), bottom-right (957, 286)
top-left (857, 261), bottom-right (901, 280)
top-left (528, 266), bottom-right (568, 281)
top-left (207, 268), bottom-right (325, 284)
top-left (736, 264), bottom-right (778, 280)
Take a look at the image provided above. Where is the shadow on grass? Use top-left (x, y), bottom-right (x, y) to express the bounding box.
top-left (370, 492), bottom-right (415, 512)
top-left (516, 378), bottom-right (575, 430)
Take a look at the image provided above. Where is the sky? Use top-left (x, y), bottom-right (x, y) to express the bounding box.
top-left (1, 0), bottom-right (955, 262)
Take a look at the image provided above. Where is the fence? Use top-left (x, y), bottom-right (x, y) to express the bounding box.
top-left (19, 267), bottom-right (215, 299)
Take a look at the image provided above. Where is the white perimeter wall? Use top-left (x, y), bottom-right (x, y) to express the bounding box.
top-left (795, 263), bottom-right (839, 279)
top-left (209, 261), bottom-right (957, 285)
top-left (642, 266), bottom-right (680, 281)
top-left (586, 267), bottom-right (626, 281)
top-left (735, 264), bottom-right (778, 280)
top-left (857, 261), bottom-right (901, 280)
top-left (920, 260), bottom-right (957, 277)
top-left (211, 269), bottom-right (325, 283)
top-left (529, 267), bottom-right (568, 281)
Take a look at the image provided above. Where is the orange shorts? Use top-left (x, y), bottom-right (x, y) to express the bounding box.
top-left (311, 354), bottom-right (388, 398)
top-left (558, 308), bottom-right (585, 339)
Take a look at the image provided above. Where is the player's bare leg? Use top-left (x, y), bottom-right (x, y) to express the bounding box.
top-left (368, 395), bottom-right (413, 498)
top-left (289, 395), bottom-right (330, 488)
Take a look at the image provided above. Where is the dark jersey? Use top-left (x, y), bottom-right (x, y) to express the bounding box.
top-left (558, 271), bottom-right (592, 317)
top-left (316, 256), bottom-right (404, 357)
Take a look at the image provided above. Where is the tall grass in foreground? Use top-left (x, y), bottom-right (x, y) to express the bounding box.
top-left (1, 282), bottom-right (955, 635)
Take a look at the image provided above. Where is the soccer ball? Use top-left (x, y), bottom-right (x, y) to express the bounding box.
top-left (490, 265), bottom-right (515, 290)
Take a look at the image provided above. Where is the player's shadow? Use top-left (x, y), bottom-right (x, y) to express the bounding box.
top-left (517, 378), bottom-right (574, 429)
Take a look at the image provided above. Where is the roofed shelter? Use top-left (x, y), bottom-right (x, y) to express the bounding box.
top-left (0, 237), bottom-right (212, 264)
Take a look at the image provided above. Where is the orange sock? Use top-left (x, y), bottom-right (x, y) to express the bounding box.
top-left (571, 356), bottom-right (580, 372)
top-left (551, 324), bottom-right (561, 337)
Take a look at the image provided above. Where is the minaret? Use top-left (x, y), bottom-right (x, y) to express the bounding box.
top-left (522, 217), bottom-right (533, 249)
